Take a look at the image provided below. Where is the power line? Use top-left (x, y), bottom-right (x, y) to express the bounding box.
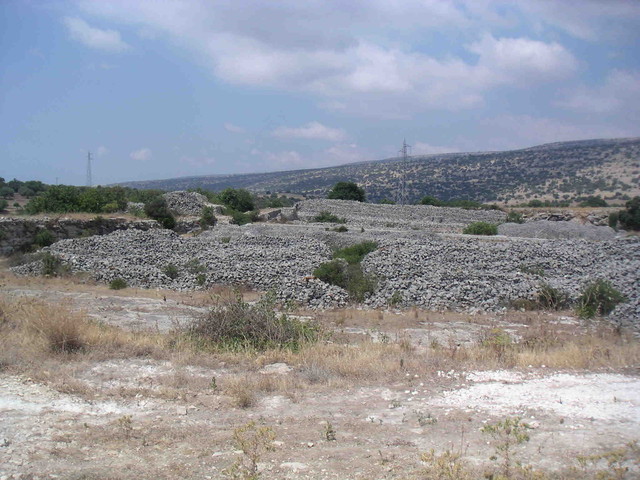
top-left (395, 139), bottom-right (411, 205)
top-left (86, 151), bottom-right (92, 187)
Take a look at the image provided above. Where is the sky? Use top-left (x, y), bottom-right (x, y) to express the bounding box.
top-left (1, 0), bottom-right (639, 186)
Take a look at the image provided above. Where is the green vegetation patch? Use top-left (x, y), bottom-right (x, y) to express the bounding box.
top-left (463, 222), bottom-right (498, 235)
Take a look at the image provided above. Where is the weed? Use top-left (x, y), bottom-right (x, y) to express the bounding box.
top-left (415, 410), bottom-right (437, 427)
top-left (575, 279), bottom-right (626, 319)
top-left (574, 441), bottom-right (639, 480)
top-left (388, 291), bottom-right (403, 307)
top-left (162, 263), bottom-right (179, 280)
top-left (221, 236), bottom-right (232, 244)
top-left (116, 415), bottom-right (133, 439)
top-left (196, 273), bottom-right (206, 287)
top-left (537, 283), bottom-right (567, 310)
top-left (323, 421), bottom-right (337, 441)
top-left (481, 417), bottom-right (532, 479)
top-left (223, 421), bottom-right (275, 479)
top-left (109, 278), bottom-right (127, 290)
top-left (519, 264), bottom-right (545, 276)
top-left (186, 258), bottom-right (206, 274)
top-left (331, 225), bottom-right (349, 232)
top-left (41, 252), bottom-right (70, 277)
top-left (418, 449), bottom-right (472, 480)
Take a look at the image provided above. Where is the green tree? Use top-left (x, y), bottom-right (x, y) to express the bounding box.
top-left (220, 188), bottom-right (255, 212)
top-left (619, 196), bottom-right (640, 230)
top-left (327, 181), bottom-right (366, 202)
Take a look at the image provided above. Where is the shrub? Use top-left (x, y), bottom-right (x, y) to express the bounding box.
top-left (144, 198), bottom-right (176, 229)
top-left (506, 211), bottom-right (524, 223)
top-left (189, 292), bottom-right (319, 350)
top-left (579, 196), bottom-right (608, 207)
top-left (219, 188), bottom-right (255, 212)
top-left (313, 211), bottom-right (346, 223)
top-left (102, 201), bottom-right (120, 213)
top-left (463, 222), bottom-right (498, 235)
top-left (419, 195), bottom-right (443, 206)
top-left (608, 212), bottom-right (619, 230)
top-left (313, 260), bottom-right (348, 288)
top-left (313, 260), bottom-right (377, 302)
top-left (109, 278), bottom-right (128, 290)
top-left (331, 225), bottom-right (348, 232)
top-left (333, 241), bottom-right (378, 264)
top-left (162, 263), bottom-right (179, 280)
top-left (199, 206), bottom-right (217, 230)
top-left (186, 258), bottom-right (206, 274)
top-left (327, 181), bottom-right (366, 202)
top-left (34, 229), bottom-right (55, 248)
top-left (0, 198), bottom-right (8, 212)
top-left (618, 196), bottom-right (640, 230)
top-left (228, 209), bottom-right (254, 226)
top-left (40, 252), bottom-right (69, 277)
top-left (537, 283), bottom-right (567, 310)
top-left (576, 280), bottom-right (626, 319)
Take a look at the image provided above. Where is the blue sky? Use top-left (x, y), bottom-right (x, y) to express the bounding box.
top-left (2, 0), bottom-right (639, 186)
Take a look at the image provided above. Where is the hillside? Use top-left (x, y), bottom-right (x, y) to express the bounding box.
top-left (119, 137), bottom-right (640, 204)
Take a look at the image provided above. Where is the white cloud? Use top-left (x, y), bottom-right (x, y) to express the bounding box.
top-left (558, 69), bottom-right (640, 114)
top-left (74, 1), bottom-right (583, 115)
top-left (272, 122), bottom-right (347, 142)
top-left (64, 17), bottom-right (130, 52)
top-left (265, 150), bottom-right (305, 168)
top-left (412, 142), bottom-right (460, 155)
top-left (96, 146), bottom-right (108, 156)
top-left (130, 148), bottom-right (152, 161)
top-left (224, 123), bottom-right (246, 134)
top-left (469, 34), bottom-right (578, 84)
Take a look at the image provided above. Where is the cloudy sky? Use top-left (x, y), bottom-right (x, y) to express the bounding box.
top-left (2, 1), bottom-right (639, 185)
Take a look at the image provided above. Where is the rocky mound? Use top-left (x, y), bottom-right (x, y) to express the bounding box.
top-left (296, 199), bottom-right (506, 232)
top-left (162, 191), bottom-right (223, 216)
top-left (498, 220), bottom-right (619, 241)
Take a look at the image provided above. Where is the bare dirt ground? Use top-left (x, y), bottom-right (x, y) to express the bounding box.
top-left (1, 273), bottom-right (639, 479)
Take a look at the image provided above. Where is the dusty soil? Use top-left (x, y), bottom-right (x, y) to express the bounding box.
top-left (1, 276), bottom-right (639, 479)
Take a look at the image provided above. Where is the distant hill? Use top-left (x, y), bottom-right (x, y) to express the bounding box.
top-left (118, 138), bottom-right (640, 204)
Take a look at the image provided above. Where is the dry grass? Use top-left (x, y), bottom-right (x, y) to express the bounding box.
top-left (1, 293), bottom-right (638, 407)
top-left (0, 295), bottom-right (168, 370)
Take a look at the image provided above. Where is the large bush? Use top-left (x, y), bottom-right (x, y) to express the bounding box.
top-left (618, 196), bottom-right (640, 230)
top-left (313, 241), bottom-right (379, 301)
top-left (144, 198), bottom-right (176, 229)
top-left (463, 222), bottom-right (498, 235)
top-left (220, 188), bottom-right (255, 212)
top-left (333, 241), bottom-right (378, 264)
top-left (327, 182), bottom-right (366, 202)
top-left (25, 185), bottom-right (128, 214)
top-left (189, 293), bottom-right (319, 350)
top-left (575, 279), bottom-right (626, 319)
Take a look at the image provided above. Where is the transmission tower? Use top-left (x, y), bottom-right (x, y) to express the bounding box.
top-left (86, 151), bottom-right (92, 187)
top-left (395, 139), bottom-right (411, 205)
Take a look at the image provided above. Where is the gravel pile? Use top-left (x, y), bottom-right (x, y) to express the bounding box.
top-left (362, 235), bottom-right (639, 331)
top-left (10, 200), bottom-right (639, 329)
top-left (498, 220), bottom-right (619, 241)
top-left (296, 199), bottom-right (506, 232)
top-left (162, 191), bottom-right (223, 216)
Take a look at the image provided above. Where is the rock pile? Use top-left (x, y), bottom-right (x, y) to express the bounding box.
top-left (498, 220), bottom-right (618, 241)
top-left (162, 191), bottom-right (223, 216)
top-left (296, 199), bottom-right (506, 232)
top-left (9, 200), bottom-right (639, 329)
